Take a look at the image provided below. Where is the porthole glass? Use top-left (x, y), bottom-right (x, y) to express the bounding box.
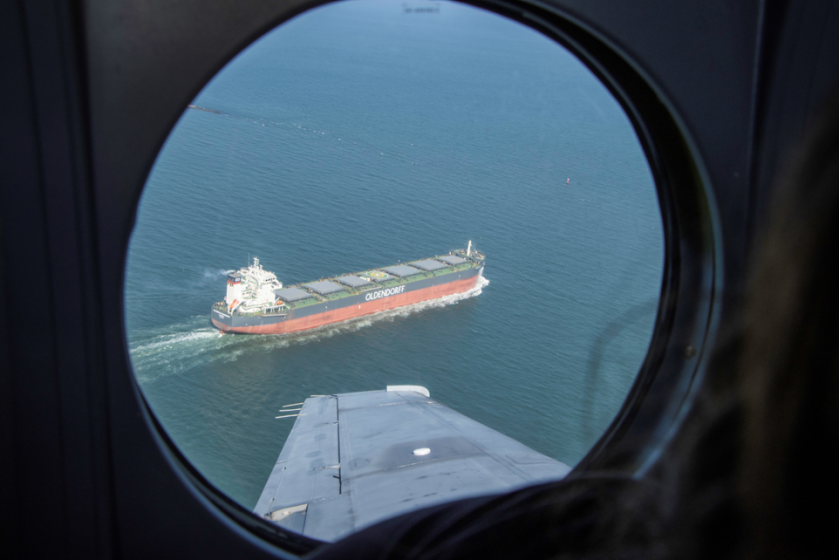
top-left (125, 0), bottom-right (663, 539)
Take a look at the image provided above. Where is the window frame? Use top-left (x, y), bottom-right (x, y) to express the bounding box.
top-left (111, 0), bottom-right (720, 554)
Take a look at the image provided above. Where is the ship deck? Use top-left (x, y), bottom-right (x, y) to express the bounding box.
top-left (213, 251), bottom-right (485, 317)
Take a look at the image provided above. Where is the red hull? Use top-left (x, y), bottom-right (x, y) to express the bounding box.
top-left (212, 274), bottom-right (481, 335)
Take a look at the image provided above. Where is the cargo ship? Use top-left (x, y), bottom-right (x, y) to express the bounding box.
top-left (210, 242), bottom-right (485, 335)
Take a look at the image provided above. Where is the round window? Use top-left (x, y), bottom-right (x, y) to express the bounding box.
top-left (125, 0), bottom-right (663, 541)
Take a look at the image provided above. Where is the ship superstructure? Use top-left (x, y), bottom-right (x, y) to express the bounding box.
top-left (224, 257), bottom-right (284, 315)
top-left (211, 243), bottom-right (485, 335)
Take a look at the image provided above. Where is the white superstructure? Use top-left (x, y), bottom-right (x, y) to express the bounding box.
top-left (225, 257), bottom-right (283, 313)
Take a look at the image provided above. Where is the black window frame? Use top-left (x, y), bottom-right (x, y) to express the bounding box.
top-left (120, 1), bottom-right (719, 553)
top-left (8, 0), bottom-right (778, 557)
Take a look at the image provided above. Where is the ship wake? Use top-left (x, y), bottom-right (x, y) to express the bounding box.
top-left (129, 277), bottom-right (489, 384)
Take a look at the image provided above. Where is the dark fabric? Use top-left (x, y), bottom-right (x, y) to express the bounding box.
top-left (310, 476), bottom-right (662, 560)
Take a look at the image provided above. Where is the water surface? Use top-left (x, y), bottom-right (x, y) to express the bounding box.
top-left (126, 0), bottom-right (663, 509)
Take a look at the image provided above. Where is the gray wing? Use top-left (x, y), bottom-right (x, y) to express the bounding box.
top-left (254, 387), bottom-right (571, 542)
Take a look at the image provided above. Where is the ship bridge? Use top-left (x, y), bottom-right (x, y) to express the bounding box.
top-left (226, 257), bottom-right (283, 313)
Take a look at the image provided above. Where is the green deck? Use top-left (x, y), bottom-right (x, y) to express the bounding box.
top-left (213, 251), bottom-right (485, 316)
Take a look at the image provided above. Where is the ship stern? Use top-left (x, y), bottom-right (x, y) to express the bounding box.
top-left (211, 306), bottom-right (234, 332)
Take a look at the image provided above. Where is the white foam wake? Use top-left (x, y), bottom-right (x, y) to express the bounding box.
top-left (128, 276), bottom-right (489, 383)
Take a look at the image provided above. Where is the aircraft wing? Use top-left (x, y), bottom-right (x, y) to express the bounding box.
top-left (254, 386), bottom-right (571, 542)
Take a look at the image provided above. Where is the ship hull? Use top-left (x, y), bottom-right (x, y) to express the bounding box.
top-left (212, 266), bottom-right (483, 335)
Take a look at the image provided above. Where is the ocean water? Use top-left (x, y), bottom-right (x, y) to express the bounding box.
top-left (125, 0), bottom-right (663, 511)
